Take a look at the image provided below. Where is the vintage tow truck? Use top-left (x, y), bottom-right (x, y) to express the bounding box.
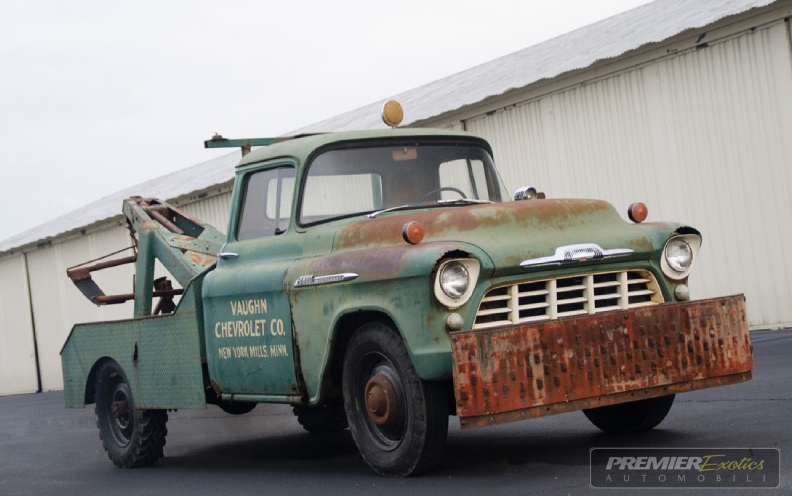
top-left (61, 101), bottom-right (752, 476)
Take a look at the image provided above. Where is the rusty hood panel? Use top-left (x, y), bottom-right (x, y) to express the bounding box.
top-left (450, 295), bottom-right (752, 427)
top-left (334, 200), bottom-right (662, 274)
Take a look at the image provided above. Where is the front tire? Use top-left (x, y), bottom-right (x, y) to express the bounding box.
top-left (583, 394), bottom-right (675, 433)
top-left (342, 322), bottom-right (448, 477)
top-left (94, 361), bottom-right (168, 468)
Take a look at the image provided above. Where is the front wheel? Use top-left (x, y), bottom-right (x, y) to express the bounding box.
top-left (94, 361), bottom-right (168, 468)
top-left (583, 394), bottom-right (675, 433)
top-left (342, 322), bottom-right (449, 477)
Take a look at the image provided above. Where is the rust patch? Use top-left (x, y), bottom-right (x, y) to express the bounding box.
top-left (451, 295), bottom-right (752, 427)
top-left (305, 245), bottom-right (414, 279)
top-left (186, 250), bottom-right (217, 267)
top-left (335, 200), bottom-right (618, 250)
top-left (460, 372), bottom-right (751, 428)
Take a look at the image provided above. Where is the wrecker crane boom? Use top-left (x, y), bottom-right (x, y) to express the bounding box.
top-left (66, 196), bottom-right (225, 316)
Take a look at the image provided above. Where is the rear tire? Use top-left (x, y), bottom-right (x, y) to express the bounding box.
top-left (583, 394), bottom-right (675, 433)
top-left (293, 399), bottom-right (348, 434)
top-left (94, 361), bottom-right (168, 468)
top-left (342, 322), bottom-right (448, 477)
top-left (218, 400), bottom-right (257, 415)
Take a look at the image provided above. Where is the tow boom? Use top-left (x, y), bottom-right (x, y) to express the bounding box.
top-left (66, 196), bottom-right (225, 317)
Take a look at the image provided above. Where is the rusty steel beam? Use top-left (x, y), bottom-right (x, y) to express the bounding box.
top-left (450, 294), bottom-right (752, 428)
top-left (145, 207), bottom-right (185, 235)
top-left (92, 289), bottom-right (185, 306)
top-left (66, 254), bottom-right (138, 282)
top-left (66, 252), bottom-right (138, 304)
top-left (459, 371), bottom-right (751, 428)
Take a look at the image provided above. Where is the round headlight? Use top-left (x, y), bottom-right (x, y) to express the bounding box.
top-left (665, 239), bottom-right (693, 272)
top-left (439, 261), bottom-right (470, 299)
top-left (434, 258), bottom-right (480, 310)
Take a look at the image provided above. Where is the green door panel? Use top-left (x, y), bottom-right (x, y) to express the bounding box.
top-left (202, 236), bottom-right (302, 397)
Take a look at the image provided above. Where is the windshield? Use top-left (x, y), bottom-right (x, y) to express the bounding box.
top-left (299, 142), bottom-right (508, 225)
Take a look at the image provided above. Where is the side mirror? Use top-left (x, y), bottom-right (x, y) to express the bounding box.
top-left (513, 186), bottom-right (546, 201)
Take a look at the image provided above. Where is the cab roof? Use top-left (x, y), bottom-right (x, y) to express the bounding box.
top-left (236, 128), bottom-right (491, 169)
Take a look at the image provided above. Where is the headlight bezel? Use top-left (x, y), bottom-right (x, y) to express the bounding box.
top-left (433, 258), bottom-right (480, 310)
top-left (661, 233), bottom-right (701, 280)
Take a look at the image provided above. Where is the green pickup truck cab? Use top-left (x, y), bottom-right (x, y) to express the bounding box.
top-left (61, 107), bottom-right (753, 477)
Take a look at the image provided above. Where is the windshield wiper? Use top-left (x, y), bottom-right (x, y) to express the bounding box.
top-left (437, 198), bottom-right (493, 206)
top-left (367, 204), bottom-right (418, 218)
top-left (367, 199), bottom-right (493, 219)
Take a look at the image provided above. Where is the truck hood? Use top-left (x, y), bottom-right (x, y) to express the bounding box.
top-left (334, 199), bottom-right (659, 275)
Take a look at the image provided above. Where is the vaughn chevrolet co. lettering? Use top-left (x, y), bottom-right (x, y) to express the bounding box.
top-left (212, 298), bottom-right (289, 360)
top-left (590, 448), bottom-right (780, 489)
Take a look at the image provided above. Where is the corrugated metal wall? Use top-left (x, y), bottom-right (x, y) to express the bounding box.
top-left (180, 190), bottom-right (233, 234)
top-left (25, 225), bottom-right (134, 391)
top-left (0, 255), bottom-right (39, 395)
top-left (461, 20), bottom-right (792, 327)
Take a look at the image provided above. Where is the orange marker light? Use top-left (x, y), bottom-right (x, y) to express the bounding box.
top-left (402, 221), bottom-right (425, 245)
top-left (628, 202), bottom-right (648, 223)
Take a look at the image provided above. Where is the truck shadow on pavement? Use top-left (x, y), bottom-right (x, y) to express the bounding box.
top-left (158, 419), bottom-right (689, 477)
top-left (160, 430), bottom-right (364, 474)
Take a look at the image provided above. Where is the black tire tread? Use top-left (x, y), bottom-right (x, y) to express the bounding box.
top-left (342, 322), bottom-right (448, 477)
top-left (94, 361), bottom-right (168, 468)
top-left (583, 394), bottom-right (675, 434)
top-left (293, 400), bottom-right (348, 434)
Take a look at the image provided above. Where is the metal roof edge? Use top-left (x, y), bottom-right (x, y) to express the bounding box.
top-left (291, 0), bottom-right (780, 134)
top-left (0, 151), bottom-right (240, 257)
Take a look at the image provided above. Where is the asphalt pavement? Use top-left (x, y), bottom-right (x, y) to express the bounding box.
top-left (1, 330), bottom-right (790, 496)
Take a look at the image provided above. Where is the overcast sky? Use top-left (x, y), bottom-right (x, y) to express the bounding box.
top-left (0, 0), bottom-right (652, 242)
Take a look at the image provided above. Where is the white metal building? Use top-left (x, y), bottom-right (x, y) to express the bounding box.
top-left (2, 0), bottom-right (790, 396)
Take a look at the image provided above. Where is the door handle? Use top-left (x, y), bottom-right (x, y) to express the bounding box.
top-left (218, 252), bottom-right (239, 260)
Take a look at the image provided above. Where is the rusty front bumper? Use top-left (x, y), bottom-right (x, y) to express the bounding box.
top-left (450, 294), bottom-right (752, 428)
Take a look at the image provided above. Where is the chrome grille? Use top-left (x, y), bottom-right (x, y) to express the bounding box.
top-left (473, 270), bottom-right (663, 330)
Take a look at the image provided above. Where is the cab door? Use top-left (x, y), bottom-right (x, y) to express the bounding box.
top-left (202, 165), bottom-right (302, 398)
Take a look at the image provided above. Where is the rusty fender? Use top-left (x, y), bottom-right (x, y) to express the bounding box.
top-left (450, 294), bottom-right (752, 428)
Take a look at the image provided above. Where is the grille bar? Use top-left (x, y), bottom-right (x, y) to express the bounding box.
top-left (474, 270), bottom-right (663, 329)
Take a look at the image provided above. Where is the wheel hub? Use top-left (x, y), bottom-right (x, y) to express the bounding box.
top-left (111, 387), bottom-right (131, 430)
top-left (364, 374), bottom-right (397, 425)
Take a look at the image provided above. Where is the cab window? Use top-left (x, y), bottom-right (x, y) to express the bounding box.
top-left (236, 166), bottom-right (295, 240)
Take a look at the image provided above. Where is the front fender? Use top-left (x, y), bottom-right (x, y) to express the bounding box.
top-left (287, 241), bottom-right (492, 404)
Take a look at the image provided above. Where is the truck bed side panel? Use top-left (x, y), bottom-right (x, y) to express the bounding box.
top-left (61, 283), bottom-right (206, 409)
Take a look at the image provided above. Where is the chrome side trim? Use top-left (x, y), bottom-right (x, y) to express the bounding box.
top-left (293, 273), bottom-right (359, 288)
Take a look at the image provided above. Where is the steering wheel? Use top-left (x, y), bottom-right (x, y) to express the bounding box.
top-left (420, 187), bottom-right (467, 202)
